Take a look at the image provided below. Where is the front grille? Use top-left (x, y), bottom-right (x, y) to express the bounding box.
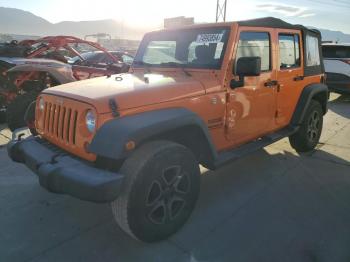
top-left (43, 102), bottom-right (79, 145)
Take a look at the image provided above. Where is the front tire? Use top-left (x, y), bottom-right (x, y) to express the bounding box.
top-left (111, 141), bottom-right (200, 242)
top-left (289, 100), bottom-right (323, 152)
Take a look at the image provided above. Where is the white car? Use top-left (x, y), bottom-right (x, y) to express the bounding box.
top-left (322, 43), bottom-right (350, 94)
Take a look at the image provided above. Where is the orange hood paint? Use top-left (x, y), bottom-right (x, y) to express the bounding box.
top-left (43, 71), bottom-right (206, 113)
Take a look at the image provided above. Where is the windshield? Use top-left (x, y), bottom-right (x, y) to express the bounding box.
top-left (133, 27), bottom-right (230, 69)
top-left (69, 52), bottom-right (102, 63)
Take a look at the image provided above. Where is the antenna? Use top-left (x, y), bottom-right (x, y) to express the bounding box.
top-left (216, 0), bottom-right (227, 22)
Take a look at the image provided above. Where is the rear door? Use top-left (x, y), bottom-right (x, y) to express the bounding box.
top-left (275, 29), bottom-right (305, 126)
top-left (225, 28), bottom-right (277, 144)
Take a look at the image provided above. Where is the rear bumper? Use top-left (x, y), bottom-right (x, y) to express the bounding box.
top-left (7, 136), bottom-right (124, 203)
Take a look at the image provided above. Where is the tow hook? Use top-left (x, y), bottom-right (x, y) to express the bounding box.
top-left (12, 127), bottom-right (32, 141)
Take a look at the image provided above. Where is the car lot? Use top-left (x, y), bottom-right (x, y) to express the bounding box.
top-left (0, 94), bottom-right (350, 262)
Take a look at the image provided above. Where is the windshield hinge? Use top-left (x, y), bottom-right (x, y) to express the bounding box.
top-left (109, 99), bottom-right (120, 118)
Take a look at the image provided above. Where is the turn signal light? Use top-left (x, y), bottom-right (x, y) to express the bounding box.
top-left (125, 141), bottom-right (136, 151)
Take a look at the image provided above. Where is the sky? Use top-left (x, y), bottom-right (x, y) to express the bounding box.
top-left (0, 0), bottom-right (349, 33)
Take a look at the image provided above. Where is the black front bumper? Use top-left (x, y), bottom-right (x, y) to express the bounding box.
top-left (7, 136), bottom-right (124, 203)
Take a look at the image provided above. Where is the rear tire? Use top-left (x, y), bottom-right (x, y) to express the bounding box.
top-left (111, 140), bottom-right (200, 242)
top-left (6, 92), bottom-right (38, 131)
top-left (289, 100), bottom-right (323, 152)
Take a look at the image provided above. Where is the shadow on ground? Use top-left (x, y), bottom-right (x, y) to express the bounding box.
top-left (180, 149), bottom-right (350, 262)
top-left (1, 146), bottom-right (350, 262)
top-left (328, 93), bottom-right (350, 119)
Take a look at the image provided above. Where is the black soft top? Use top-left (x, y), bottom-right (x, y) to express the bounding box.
top-left (237, 17), bottom-right (319, 34)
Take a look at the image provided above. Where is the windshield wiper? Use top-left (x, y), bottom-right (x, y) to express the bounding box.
top-left (159, 62), bottom-right (192, 77)
top-left (133, 61), bottom-right (150, 66)
top-left (132, 60), bottom-right (152, 73)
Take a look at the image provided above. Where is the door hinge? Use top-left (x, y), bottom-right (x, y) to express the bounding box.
top-left (226, 93), bottom-right (231, 103)
top-left (277, 84), bottom-right (281, 92)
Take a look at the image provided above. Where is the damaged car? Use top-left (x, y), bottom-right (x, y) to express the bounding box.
top-left (0, 36), bottom-right (131, 130)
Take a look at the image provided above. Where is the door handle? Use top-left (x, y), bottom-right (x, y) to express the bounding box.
top-left (294, 75), bottom-right (304, 81)
top-left (264, 80), bottom-right (278, 87)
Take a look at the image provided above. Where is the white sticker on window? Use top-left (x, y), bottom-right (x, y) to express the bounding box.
top-left (196, 33), bottom-right (223, 44)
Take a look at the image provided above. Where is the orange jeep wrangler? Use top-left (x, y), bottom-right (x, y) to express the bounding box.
top-left (8, 17), bottom-right (328, 242)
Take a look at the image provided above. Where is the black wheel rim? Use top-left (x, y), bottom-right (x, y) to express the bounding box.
top-left (146, 165), bottom-right (191, 225)
top-left (307, 110), bottom-right (320, 142)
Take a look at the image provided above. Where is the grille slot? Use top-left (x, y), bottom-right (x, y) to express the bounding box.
top-left (65, 108), bottom-right (71, 143)
top-left (72, 110), bottom-right (78, 145)
top-left (42, 101), bottom-right (79, 146)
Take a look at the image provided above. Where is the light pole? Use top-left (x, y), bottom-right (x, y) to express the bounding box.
top-left (216, 0), bottom-right (227, 22)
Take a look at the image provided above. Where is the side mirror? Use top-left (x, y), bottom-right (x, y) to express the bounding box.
top-left (235, 56), bottom-right (261, 76)
top-left (231, 57), bottom-right (262, 89)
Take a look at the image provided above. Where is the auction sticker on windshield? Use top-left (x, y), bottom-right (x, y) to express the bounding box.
top-left (196, 33), bottom-right (224, 44)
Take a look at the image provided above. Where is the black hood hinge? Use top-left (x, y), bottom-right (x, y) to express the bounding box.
top-left (109, 99), bottom-right (120, 118)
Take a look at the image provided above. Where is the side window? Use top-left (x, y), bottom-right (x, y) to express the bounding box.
top-left (98, 53), bottom-right (108, 63)
top-left (306, 35), bottom-right (321, 66)
top-left (236, 32), bottom-right (271, 71)
top-left (122, 54), bottom-right (134, 64)
top-left (279, 34), bottom-right (301, 69)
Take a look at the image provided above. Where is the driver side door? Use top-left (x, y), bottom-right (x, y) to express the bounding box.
top-left (225, 29), bottom-right (277, 145)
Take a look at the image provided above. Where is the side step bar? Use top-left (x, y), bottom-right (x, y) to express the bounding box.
top-left (214, 126), bottom-right (298, 169)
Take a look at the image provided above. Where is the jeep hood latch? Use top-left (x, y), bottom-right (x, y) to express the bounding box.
top-left (109, 98), bottom-right (120, 117)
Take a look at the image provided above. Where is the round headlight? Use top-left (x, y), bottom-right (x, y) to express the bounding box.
top-left (85, 110), bottom-right (96, 133)
top-left (39, 97), bottom-right (45, 111)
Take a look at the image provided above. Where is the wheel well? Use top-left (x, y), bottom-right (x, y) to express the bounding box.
top-left (20, 72), bottom-right (61, 92)
top-left (312, 91), bottom-right (328, 114)
top-left (142, 125), bottom-right (216, 169)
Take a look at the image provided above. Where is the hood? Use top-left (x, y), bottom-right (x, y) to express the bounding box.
top-left (3, 58), bottom-right (75, 84)
top-left (43, 71), bottom-right (206, 113)
top-left (0, 57), bottom-right (68, 67)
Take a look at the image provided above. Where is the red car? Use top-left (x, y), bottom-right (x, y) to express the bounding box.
top-left (0, 36), bottom-right (131, 130)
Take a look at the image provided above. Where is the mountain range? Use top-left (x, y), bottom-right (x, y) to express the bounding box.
top-left (0, 7), bottom-right (150, 40)
top-left (0, 7), bottom-right (349, 42)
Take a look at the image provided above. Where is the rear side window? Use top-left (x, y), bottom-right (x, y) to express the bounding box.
top-left (279, 34), bottom-right (300, 69)
top-left (236, 32), bottom-right (271, 71)
top-left (322, 45), bottom-right (350, 58)
top-left (306, 35), bottom-right (321, 66)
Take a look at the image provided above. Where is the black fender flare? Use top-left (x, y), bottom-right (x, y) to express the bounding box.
top-left (88, 108), bottom-right (218, 169)
top-left (290, 83), bottom-right (328, 126)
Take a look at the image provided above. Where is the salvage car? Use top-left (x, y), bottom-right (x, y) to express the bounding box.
top-left (8, 17), bottom-right (328, 242)
top-left (0, 36), bottom-right (130, 131)
top-left (322, 43), bottom-right (350, 94)
top-left (68, 51), bottom-right (134, 66)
